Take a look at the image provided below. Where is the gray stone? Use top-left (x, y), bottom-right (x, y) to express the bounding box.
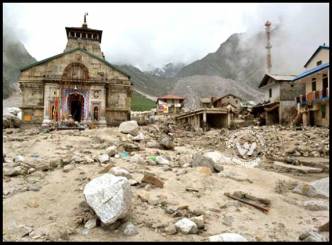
top-left (155, 156), bottom-right (170, 165)
top-left (310, 177), bottom-right (329, 198)
top-left (98, 154), bottom-right (110, 164)
top-left (303, 200), bottom-right (329, 211)
top-left (119, 120), bottom-right (139, 136)
top-left (106, 146), bottom-right (117, 157)
top-left (164, 224), bottom-right (177, 235)
top-left (63, 164), bottom-right (74, 173)
top-left (146, 140), bottom-right (161, 149)
top-left (208, 233), bottom-right (247, 241)
top-left (122, 222), bottom-right (139, 236)
top-left (132, 132), bottom-right (144, 141)
top-left (191, 151), bottom-right (225, 172)
top-left (14, 155), bottom-right (24, 163)
top-left (84, 218), bottom-right (97, 230)
top-left (191, 215), bottom-right (205, 229)
top-left (83, 173), bottom-right (132, 224)
top-left (175, 218), bottom-right (198, 234)
top-left (299, 231), bottom-right (326, 241)
top-left (130, 154), bottom-right (145, 165)
top-left (159, 134), bottom-right (174, 150)
top-left (110, 167), bottom-right (132, 179)
top-left (3, 166), bottom-right (23, 176)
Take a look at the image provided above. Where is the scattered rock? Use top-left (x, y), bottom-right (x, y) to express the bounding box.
top-left (122, 222), bottom-right (139, 236)
top-left (98, 154), bottom-right (110, 164)
top-left (84, 218), bottom-right (97, 230)
top-left (159, 134), bottom-right (174, 150)
top-left (299, 231), bottom-right (326, 241)
top-left (191, 215), bottom-right (205, 229)
top-left (110, 167), bottom-right (132, 179)
top-left (83, 173), bottom-right (132, 224)
top-left (63, 164), bottom-right (74, 173)
top-left (119, 120), bottom-right (139, 136)
top-left (146, 140), bottom-right (161, 149)
top-left (318, 221), bottom-right (329, 232)
top-left (175, 218), bottom-right (198, 234)
top-left (106, 146), bottom-right (117, 157)
top-left (132, 132), bottom-right (144, 141)
top-left (164, 223), bottom-right (177, 235)
top-left (155, 156), bottom-right (170, 165)
top-left (208, 233), bottom-right (248, 241)
top-left (303, 200), bottom-right (329, 211)
top-left (14, 155), bottom-right (25, 163)
top-left (191, 151), bottom-right (225, 172)
top-left (129, 154), bottom-right (145, 165)
top-left (141, 173), bottom-right (164, 188)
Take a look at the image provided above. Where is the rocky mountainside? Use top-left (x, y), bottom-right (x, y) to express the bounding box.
top-left (176, 32), bottom-right (267, 88)
top-left (147, 62), bottom-right (186, 78)
top-left (115, 64), bottom-right (177, 97)
top-left (3, 28), bottom-right (36, 99)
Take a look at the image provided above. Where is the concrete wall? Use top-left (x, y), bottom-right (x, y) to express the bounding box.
top-left (305, 49), bottom-right (329, 69)
top-left (261, 82), bottom-right (280, 102)
top-left (279, 100), bottom-right (297, 125)
top-left (280, 81), bottom-right (305, 101)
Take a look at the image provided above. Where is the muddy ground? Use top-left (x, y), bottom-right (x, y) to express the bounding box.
top-left (2, 123), bottom-right (330, 241)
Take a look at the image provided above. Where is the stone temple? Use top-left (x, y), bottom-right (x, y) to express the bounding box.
top-left (18, 15), bottom-right (132, 128)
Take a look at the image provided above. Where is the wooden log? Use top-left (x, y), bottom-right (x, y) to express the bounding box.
top-left (224, 192), bottom-right (270, 213)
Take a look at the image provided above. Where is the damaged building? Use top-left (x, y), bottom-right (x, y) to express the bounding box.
top-left (18, 15), bottom-right (132, 128)
top-left (293, 45), bottom-right (329, 127)
top-left (156, 95), bottom-right (185, 114)
top-left (252, 74), bottom-right (305, 125)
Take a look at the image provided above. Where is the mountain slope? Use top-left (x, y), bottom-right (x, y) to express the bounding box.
top-left (176, 32), bottom-right (266, 88)
top-left (115, 64), bottom-right (177, 97)
top-left (3, 30), bottom-right (36, 99)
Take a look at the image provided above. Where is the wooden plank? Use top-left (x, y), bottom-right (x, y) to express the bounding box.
top-left (224, 192), bottom-right (270, 213)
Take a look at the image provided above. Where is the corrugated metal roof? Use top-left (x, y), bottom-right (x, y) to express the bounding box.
top-left (268, 74), bottom-right (296, 81)
top-left (293, 63), bottom-right (329, 81)
top-left (200, 97), bottom-right (212, 103)
top-left (157, 95), bottom-right (185, 100)
top-left (258, 73), bottom-right (296, 88)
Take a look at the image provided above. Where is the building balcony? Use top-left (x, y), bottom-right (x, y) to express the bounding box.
top-left (296, 88), bottom-right (329, 106)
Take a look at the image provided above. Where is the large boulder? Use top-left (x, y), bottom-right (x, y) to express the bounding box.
top-left (83, 174), bottom-right (132, 224)
top-left (293, 177), bottom-right (329, 198)
top-left (119, 121), bottom-right (139, 136)
top-left (159, 134), bottom-right (174, 150)
top-left (208, 233), bottom-right (248, 241)
top-left (175, 218), bottom-right (198, 234)
top-left (191, 151), bottom-right (226, 172)
top-left (3, 114), bottom-right (21, 129)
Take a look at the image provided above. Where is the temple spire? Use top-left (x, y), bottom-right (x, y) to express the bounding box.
top-left (82, 12), bottom-right (88, 28)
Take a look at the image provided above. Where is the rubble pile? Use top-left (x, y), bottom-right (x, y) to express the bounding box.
top-left (2, 120), bottom-right (330, 242)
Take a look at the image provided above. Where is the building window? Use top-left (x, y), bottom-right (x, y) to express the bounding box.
top-left (321, 105), bottom-right (326, 119)
top-left (269, 88), bottom-right (272, 98)
top-left (317, 60), bottom-right (322, 66)
top-left (312, 79), bottom-right (316, 91)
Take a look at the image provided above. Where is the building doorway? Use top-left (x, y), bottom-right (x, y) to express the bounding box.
top-left (309, 110), bottom-right (315, 126)
top-left (67, 93), bottom-right (84, 122)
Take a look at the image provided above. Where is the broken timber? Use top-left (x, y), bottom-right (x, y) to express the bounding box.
top-left (224, 192), bottom-right (271, 213)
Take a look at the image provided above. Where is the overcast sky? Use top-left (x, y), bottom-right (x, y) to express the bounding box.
top-left (3, 3), bottom-right (329, 71)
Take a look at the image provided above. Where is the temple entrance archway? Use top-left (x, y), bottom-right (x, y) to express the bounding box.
top-left (67, 93), bottom-right (84, 122)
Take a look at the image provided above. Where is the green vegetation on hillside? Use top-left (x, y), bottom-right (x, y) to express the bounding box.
top-left (131, 91), bottom-right (156, 111)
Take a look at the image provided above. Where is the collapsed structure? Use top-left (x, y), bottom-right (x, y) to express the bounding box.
top-left (253, 74), bottom-right (305, 125)
top-left (18, 15), bottom-right (132, 127)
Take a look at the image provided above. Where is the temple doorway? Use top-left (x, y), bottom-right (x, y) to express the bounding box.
top-left (67, 93), bottom-right (84, 122)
